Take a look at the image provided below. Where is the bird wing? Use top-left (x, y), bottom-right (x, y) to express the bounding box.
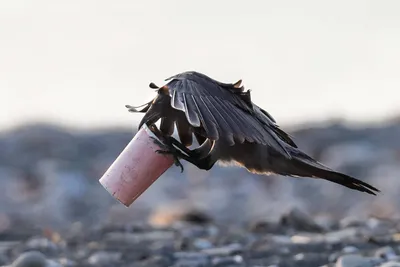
top-left (251, 103), bottom-right (298, 148)
top-left (163, 71), bottom-right (293, 158)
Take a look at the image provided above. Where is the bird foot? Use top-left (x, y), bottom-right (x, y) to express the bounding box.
top-left (150, 137), bottom-right (185, 173)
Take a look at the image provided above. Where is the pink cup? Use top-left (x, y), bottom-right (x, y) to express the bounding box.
top-left (99, 124), bottom-right (175, 207)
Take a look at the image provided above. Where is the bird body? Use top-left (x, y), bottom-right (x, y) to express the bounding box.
top-left (126, 71), bottom-right (380, 196)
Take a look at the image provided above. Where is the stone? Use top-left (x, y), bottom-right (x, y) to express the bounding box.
top-left (375, 246), bottom-right (398, 261)
top-left (201, 243), bottom-right (243, 256)
top-left (193, 238), bottom-right (213, 250)
top-left (11, 251), bottom-right (49, 267)
top-left (24, 237), bottom-right (58, 255)
top-left (342, 246), bottom-right (359, 254)
top-left (280, 208), bottom-right (325, 232)
top-left (87, 251), bottom-right (122, 266)
top-left (172, 252), bottom-right (211, 267)
top-left (339, 217), bottom-right (366, 229)
top-left (211, 255), bottom-right (244, 266)
top-left (324, 228), bottom-right (360, 244)
top-left (335, 254), bottom-right (383, 267)
top-left (105, 231), bottom-right (175, 245)
top-left (380, 262), bottom-right (400, 267)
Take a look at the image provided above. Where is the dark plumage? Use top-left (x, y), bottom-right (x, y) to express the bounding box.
top-left (126, 71), bottom-right (380, 196)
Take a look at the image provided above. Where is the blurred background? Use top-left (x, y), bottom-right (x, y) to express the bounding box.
top-left (1, 0), bottom-right (400, 233)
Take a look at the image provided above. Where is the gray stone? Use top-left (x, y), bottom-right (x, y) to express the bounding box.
top-left (280, 208), bottom-right (325, 232)
top-left (375, 246), bottom-right (398, 261)
top-left (44, 260), bottom-right (62, 267)
top-left (172, 252), bottom-right (211, 267)
top-left (57, 258), bottom-right (76, 267)
top-left (324, 228), bottom-right (360, 244)
top-left (339, 217), bottom-right (366, 229)
top-left (211, 255), bottom-right (244, 266)
top-left (105, 231), bottom-right (175, 245)
top-left (24, 238), bottom-right (58, 255)
top-left (342, 246), bottom-right (359, 254)
top-left (87, 251), bottom-right (122, 266)
top-left (11, 251), bottom-right (49, 267)
top-left (193, 239), bottom-right (213, 250)
top-left (336, 254), bottom-right (382, 267)
top-left (0, 252), bottom-right (9, 266)
top-left (201, 243), bottom-right (243, 256)
top-left (380, 262), bottom-right (400, 267)
top-left (172, 259), bottom-right (210, 267)
top-left (174, 252), bottom-right (209, 259)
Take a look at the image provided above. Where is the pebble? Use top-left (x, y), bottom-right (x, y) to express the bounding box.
top-left (172, 251), bottom-right (211, 266)
top-left (339, 217), bottom-right (366, 229)
top-left (249, 220), bottom-right (283, 234)
top-left (24, 238), bottom-right (58, 255)
top-left (324, 228), bottom-right (360, 244)
top-left (10, 251), bottom-right (58, 267)
top-left (211, 255), bottom-right (244, 266)
top-left (172, 258), bottom-right (210, 267)
top-left (342, 246), bottom-right (359, 254)
top-left (57, 258), bottom-right (76, 267)
top-left (280, 208), bottom-right (325, 232)
top-left (329, 247), bottom-right (360, 263)
top-left (375, 246), bottom-right (398, 261)
top-left (335, 254), bottom-right (383, 267)
top-left (201, 243), bottom-right (243, 256)
top-left (294, 253), bottom-right (305, 261)
top-left (380, 262), bottom-right (400, 267)
top-left (193, 238), bottom-right (214, 250)
top-left (87, 251), bottom-right (122, 266)
top-left (105, 231), bottom-right (175, 245)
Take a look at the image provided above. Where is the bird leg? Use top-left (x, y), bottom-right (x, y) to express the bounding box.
top-left (151, 136), bottom-right (186, 172)
top-left (148, 124), bottom-right (216, 172)
top-left (155, 138), bottom-right (218, 171)
top-left (166, 136), bottom-right (213, 160)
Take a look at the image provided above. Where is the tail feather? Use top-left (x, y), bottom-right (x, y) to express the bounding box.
top-left (290, 151), bottom-right (380, 195)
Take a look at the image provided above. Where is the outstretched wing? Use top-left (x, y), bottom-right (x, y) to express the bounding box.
top-left (164, 71), bottom-right (293, 158)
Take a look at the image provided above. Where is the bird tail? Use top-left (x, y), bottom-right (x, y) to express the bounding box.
top-left (287, 150), bottom-right (380, 195)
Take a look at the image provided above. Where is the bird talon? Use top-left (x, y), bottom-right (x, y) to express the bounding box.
top-left (151, 138), bottom-right (185, 172)
top-left (175, 160), bottom-right (184, 173)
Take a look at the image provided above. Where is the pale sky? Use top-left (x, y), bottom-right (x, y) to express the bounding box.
top-left (1, 0), bottom-right (400, 130)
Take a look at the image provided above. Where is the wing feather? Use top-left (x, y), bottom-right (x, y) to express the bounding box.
top-left (171, 90), bottom-right (185, 111)
top-left (188, 94), bottom-right (219, 140)
top-left (201, 96), bottom-right (235, 145)
top-left (210, 97), bottom-right (246, 144)
top-left (195, 96), bottom-right (220, 140)
top-left (164, 71), bottom-right (292, 158)
top-left (176, 119), bottom-right (193, 147)
top-left (182, 93), bottom-right (201, 127)
top-left (160, 117), bottom-right (175, 136)
top-left (228, 104), bottom-right (265, 144)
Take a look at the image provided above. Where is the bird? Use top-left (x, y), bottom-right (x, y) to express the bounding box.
top-left (126, 71), bottom-right (380, 196)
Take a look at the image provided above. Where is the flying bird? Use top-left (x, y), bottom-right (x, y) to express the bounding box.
top-left (126, 71), bottom-right (380, 196)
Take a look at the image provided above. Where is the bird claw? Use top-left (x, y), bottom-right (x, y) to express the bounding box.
top-left (155, 149), bottom-right (184, 173)
top-left (151, 137), bottom-right (185, 173)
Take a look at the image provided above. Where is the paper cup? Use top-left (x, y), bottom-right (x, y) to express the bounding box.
top-left (99, 124), bottom-right (175, 207)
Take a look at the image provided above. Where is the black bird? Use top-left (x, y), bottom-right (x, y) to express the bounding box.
top-left (126, 71), bottom-right (380, 196)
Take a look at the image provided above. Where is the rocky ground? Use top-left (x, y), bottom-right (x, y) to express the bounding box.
top-left (1, 119), bottom-right (400, 266)
top-left (2, 209), bottom-right (400, 267)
